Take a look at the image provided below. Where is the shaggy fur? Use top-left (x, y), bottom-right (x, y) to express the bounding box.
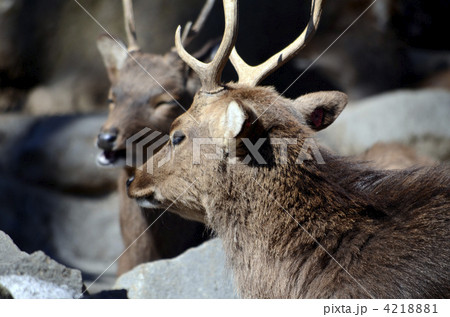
top-left (128, 84), bottom-right (450, 298)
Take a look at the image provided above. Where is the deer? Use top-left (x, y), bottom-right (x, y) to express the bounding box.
top-left (96, 0), bottom-right (216, 276)
top-left (127, 0), bottom-right (450, 298)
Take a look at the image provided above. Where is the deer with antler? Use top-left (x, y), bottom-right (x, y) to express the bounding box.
top-left (96, 0), bottom-right (216, 275)
top-left (127, 0), bottom-right (450, 298)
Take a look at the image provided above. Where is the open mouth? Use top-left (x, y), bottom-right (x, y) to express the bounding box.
top-left (97, 149), bottom-right (127, 167)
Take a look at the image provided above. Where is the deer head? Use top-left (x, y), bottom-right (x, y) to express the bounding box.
top-left (96, 0), bottom-right (215, 167)
top-left (127, 0), bottom-right (348, 223)
top-left (125, 1), bottom-right (450, 300)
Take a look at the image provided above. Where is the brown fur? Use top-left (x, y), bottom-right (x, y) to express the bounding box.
top-left (128, 84), bottom-right (450, 298)
top-left (97, 38), bottom-right (208, 275)
top-left (99, 48), bottom-right (197, 143)
top-left (117, 169), bottom-right (207, 274)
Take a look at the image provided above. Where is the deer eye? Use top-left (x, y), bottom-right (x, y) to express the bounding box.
top-left (155, 100), bottom-right (168, 107)
top-left (171, 130), bottom-right (186, 146)
top-left (107, 99), bottom-right (115, 111)
top-left (155, 98), bottom-right (177, 108)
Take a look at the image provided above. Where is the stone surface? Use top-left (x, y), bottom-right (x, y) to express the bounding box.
top-left (0, 228), bottom-right (27, 264)
top-left (0, 231), bottom-right (83, 299)
top-left (0, 174), bottom-right (123, 293)
top-left (0, 275), bottom-right (78, 299)
top-left (115, 238), bottom-right (238, 299)
top-left (317, 89), bottom-right (450, 161)
top-left (0, 114), bottom-right (118, 195)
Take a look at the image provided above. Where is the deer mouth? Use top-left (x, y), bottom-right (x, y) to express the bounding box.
top-left (97, 149), bottom-right (127, 167)
top-left (136, 197), bottom-right (162, 209)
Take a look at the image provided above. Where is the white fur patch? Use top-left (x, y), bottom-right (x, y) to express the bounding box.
top-left (136, 198), bottom-right (160, 209)
top-left (223, 100), bottom-right (246, 138)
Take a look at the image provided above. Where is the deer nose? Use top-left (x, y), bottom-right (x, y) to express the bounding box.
top-left (126, 175), bottom-right (135, 188)
top-left (97, 128), bottom-right (118, 150)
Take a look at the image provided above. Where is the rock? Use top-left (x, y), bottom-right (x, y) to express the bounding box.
top-left (0, 231), bottom-right (83, 299)
top-left (0, 275), bottom-right (78, 299)
top-left (115, 239), bottom-right (238, 298)
top-left (0, 227), bottom-right (27, 263)
top-left (0, 114), bottom-right (118, 195)
top-left (0, 114), bottom-right (123, 293)
top-left (24, 75), bottom-right (107, 115)
top-left (50, 191), bottom-right (122, 294)
top-left (317, 89), bottom-right (450, 161)
top-left (0, 174), bottom-right (122, 293)
top-left (24, 84), bottom-right (74, 116)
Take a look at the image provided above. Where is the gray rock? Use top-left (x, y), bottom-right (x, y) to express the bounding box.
top-left (0, 174), bottom-right (123, 294)
top-left (0, 231), bottom-right (83, 299)
top-left (317, 89), bottom-right (450, 161)
top-left (0, 229), bottom-right (27, 265)
top-left (50, 191), bottom-right (123, 294)
top-left (0, 114), bottom-right (118, 194)
top-left (115, 239), bottom-right (238, 299)
top-left (0, 275), bottom-right (77, 299)
top-left (50, 193), bottom-right (122, 273)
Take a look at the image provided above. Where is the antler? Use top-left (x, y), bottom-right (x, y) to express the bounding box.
top-left (230, 0), bottom-right (323, 86)
top-left (122, 0), bottom-right (140, 52)
top-left (181, 0), bottom-right (216, 45)
top-left (175, 0), bottom-right (238, 94)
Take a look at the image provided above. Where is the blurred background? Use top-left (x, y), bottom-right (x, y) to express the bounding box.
top-left (0, 0), bottom-right (449, 293)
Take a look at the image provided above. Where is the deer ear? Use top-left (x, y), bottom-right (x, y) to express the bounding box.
top-left (97, 34), bottom-right (128, 83)
top-left (220, 100), bottom-right (248, 139)
top-left (292, 91), bottom-right (348, 131)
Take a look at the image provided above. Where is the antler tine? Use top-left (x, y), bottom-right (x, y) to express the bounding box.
top-left (122, 0), bottom-right (140, 52)
top-left (230, 0), bottom-right (323, 86)
top-left (182, 0), bottom-right (216, 45)
top-left (175, 0), bottom-right (238, 94)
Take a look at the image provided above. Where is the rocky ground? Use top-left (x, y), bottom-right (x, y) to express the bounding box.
top-left (0, 89), bottom-right (449, 298)
top-left (0, 230), bottom-right (234, 299)
top-left (0, 231), bottom-right (82, 299)
top-left (114, 239), bottom-right (237, 299)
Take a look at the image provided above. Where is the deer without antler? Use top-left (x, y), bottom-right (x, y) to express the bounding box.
top-left (127, 0), bottom-right (450, 298)
top-left (96, 0), bottom-right (216, 275)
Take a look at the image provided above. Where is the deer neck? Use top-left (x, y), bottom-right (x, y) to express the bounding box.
top-left (204, 149), bottom-right (373, 298)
